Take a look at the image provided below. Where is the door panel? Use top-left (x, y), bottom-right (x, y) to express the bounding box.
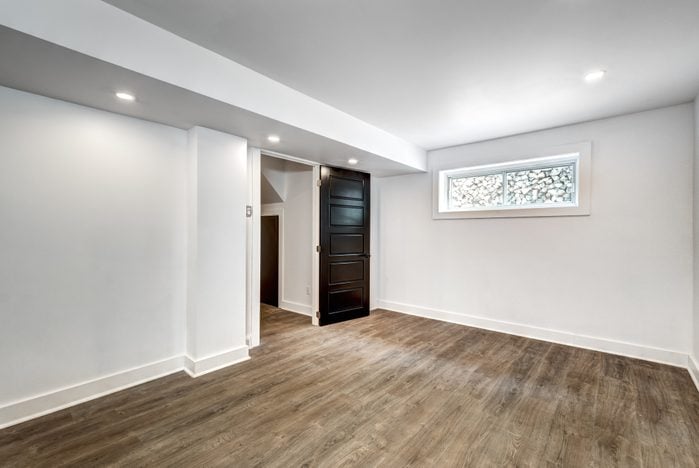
top-left (329, 261), bottom-right (364, 285)
top-left (319, 166), bottom-right (370, 325)
top-left (330, 234), bottom-right (364, 255)
top-left (330, 176), bottom-right (364, 200)
top-left (330, 205), bottom-right (364, 226)
top-left (328, 288), bottom-right (364, 313)
top-left (260, 215), bottom-right (279, 307)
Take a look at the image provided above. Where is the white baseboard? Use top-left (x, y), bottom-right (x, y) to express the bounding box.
top-left (279, 299), bottom-right (313, 316)
top-left (689, 356), bottom-right (699, 393)
top-left (184, 346), bottom-right (250, 378)
top-left (377, 300), bottom-right (688, 368)
top-left (0, 309), bottom-right (692, 431)
top-left (0, 355), bottom-right (184, 430)
top-left (0, 345), bottom-right (251, 429)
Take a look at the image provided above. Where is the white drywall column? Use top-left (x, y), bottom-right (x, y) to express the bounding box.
top-left (186, 127), bottom-right (249, 375)
top-left (247, 147), bottom-right (262, 348)
top-left (692, 97), bottom-right (699, 385)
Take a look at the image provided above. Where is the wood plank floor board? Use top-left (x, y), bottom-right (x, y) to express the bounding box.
top-left (1, 306), bottom-right (698, 467)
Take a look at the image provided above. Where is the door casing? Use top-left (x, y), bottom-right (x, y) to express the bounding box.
top-left (246, 148), bottom-right (320, 348)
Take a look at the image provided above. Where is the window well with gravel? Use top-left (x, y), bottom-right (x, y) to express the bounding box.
top-left (433, 144), bottom-right (591, 219)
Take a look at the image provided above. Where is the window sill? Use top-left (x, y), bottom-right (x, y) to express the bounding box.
top-left (433, 204), bottom-right (590, 220)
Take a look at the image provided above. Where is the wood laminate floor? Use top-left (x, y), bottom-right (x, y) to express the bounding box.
top-left (1, 306), bottom-right (698, 467)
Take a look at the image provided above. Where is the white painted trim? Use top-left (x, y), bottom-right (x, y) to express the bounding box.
top-left (255, 156), bottom-right (320, 326)
top-left (377, 299), bottom-right (688, 368)
top-left (1, 317), bottom-right (691, 431)
top-left (259, 151), bottom-right (318, 325)
top-left (689, 356), bottom-right (699, 393)
top-left (261, 149), bottom-right (317, 168)
top-left (312, 165), bottom-right (321, 326)
top-left (183, 346), bottom-right (250, 378)
top-left (260, 203), bottom-right (284, 213)
top-left (0, 346), bottom-right (251, 429)
top-left (279, 300), bottom-right (313, 316)
top-left (247, 147), bottom-right (261, 348)
top-left (0, 356), bottom-right (184, 430)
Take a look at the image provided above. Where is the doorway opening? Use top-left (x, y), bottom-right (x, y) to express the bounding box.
top-left (260, 214), bottom-right (279, 307)
top-left (257, 153), bottom-right (318, 341)
top-left (246, 148), bottom-right (372, 347)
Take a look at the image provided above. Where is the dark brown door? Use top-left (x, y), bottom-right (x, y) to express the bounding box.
top-left (260, 215), bottom-right (279, 307)
top-left (319, 166), bottom-right (370, 326)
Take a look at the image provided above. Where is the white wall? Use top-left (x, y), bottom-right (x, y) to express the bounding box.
top-left (0, 86), bottom-right (187, 407)
top-left (185, 127), bottom-right (248, 369)
top-left (693, 97), bottom-right (699, 370)
top-left (261, 156), bottom-right (287, 204)
top-left (282, 165), bottom-right (314, 312)
top-left (261, 158), bottom-right (314, 315)
top-left (376, 104), bottom-right (694, 365)
top-left (0, 88), bottom-right (252, 426)
top-left (370, 178), bottom-right (380, 311)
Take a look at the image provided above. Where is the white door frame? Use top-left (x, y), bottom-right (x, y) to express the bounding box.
top-left (246, 148), bottom-right (320, 348)
top-left (246, 148), bottom-right (261, 347)
top-left (311, 164), bottom-right (320, 327)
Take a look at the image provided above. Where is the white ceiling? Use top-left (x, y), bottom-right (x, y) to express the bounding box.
top-left (104, 0), bottom-right (699, 150)
top-left (0, 26), bottom-right (419, 177)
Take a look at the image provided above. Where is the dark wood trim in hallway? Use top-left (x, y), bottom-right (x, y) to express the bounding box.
top-left (1, 305), bottom-right (698, 466)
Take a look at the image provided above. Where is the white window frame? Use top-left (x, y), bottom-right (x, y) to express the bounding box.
top-left (432, 142), bottom-right (591, 219)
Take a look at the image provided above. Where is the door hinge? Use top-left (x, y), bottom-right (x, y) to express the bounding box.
top-left (246, 205), bottom-right (253, 217)
top-left (316, 245), bottom-right (321, 253)
top-left (317, 179), bottom-right (322, 187)
top-left (315, 311), bottom-right (320, 319)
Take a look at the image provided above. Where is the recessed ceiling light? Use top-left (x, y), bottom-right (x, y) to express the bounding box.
top-left (267, 135), bottom-right (280, 143)
top-left (115, 92), bottom-right (135, 101)
top-left (348, 158), bottom-right (358, 165)
top-left (584, 70), bottom-right (606, 82)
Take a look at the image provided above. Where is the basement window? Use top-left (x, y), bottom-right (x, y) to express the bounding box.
top-left (433, 143), bottom-right (591, 219)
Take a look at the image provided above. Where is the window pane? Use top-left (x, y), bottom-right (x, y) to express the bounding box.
top-left (505, 164), bottom-right (575, 205)
top-left (448, 173), bottom-right (503, 209)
